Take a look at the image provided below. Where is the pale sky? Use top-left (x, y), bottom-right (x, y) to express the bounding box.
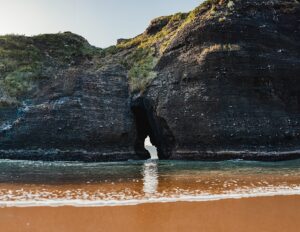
top-left (0, 0), bottom-right (202, 48)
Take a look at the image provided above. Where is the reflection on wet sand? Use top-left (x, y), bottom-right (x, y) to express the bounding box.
top-left (142, 160), bottom-right (158, 195)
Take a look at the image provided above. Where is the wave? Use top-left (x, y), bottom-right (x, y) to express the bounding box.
top-left (1, 186), bottom-right (300, 208)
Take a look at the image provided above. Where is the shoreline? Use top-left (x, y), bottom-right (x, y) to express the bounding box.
top-left (1, 149), bottom-right (300, 162)
top-left (1, 189), bottom-right (300, 208)
top-left (1, 195), bottom-right (300, 232)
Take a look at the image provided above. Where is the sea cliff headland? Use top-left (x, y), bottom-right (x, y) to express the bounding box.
top-left (0, 0), bottom-right (300, 161)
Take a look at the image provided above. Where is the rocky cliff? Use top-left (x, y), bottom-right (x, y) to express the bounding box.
top-left (1, 0), bottom-right (300, 161)
top-left (120, 0), bottom-right (300, 161)
top-left (0, 33), bottom-right (138, 161)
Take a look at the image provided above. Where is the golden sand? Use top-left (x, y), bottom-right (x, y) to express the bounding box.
top-left (1, 195), bottom-right (300, 232)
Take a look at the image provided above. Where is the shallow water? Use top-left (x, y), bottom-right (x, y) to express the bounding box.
top-left (0, 158), bottom-right (300, 206)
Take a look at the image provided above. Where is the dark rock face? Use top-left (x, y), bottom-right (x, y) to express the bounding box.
top-left (0, 62), bottom-right (138, 161)
top-left (143, 0), bottom-right (300, 160)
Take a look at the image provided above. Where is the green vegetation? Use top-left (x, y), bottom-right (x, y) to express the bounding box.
top-left (121, 48), bottom-right (158, 93)
top-left (116, 0), bottom-right (222, 93)
top-left (32, 32), bottom-right (102, 63)
top-left (117, 0), bottom-right (222, 54)
top-left (0, 32), bottom-right (101, 106)
top-left (0, 35), bottom-right (40, 102)
top-left (116, 13), bottom-right (187, 92)
top-left (2, 69), bottom-right (38, 97)
top-left (0, 0), bottom-right (235, 97)
top-left (101, 45), bottom-right (120, 56)
top-left (117, 13), bottom-right (188, 54)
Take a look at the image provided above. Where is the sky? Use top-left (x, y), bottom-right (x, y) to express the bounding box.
top-left (0, 0), bottom-right (202, 48)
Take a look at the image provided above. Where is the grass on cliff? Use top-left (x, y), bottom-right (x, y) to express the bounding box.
top-left (0, 32), bottom-right (101, 106)
top-left (33, 32), bottom-right (102, 63)
top-left (0, 0), bottom-right (237, 100)
top-left (116, 0), bottom-right (221, 53)
top-left (121, 48), bottom-right (158, 93)
top-left (117, 13), bottom-right (188, 54)
top-left (116, 12), bottom-right (192, 93)
top-left (115, 0), bottom-right (222, 93)
top-left (116, 0), bottom-right (239, 93)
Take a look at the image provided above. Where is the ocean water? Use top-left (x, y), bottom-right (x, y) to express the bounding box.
top-left (0, 158), bottom-right (300, 207)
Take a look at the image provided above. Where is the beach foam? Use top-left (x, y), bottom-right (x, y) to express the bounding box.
top-left (1, 186), bottom-right (300, 207)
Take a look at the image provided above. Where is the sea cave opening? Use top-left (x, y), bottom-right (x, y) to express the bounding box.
top-left (131, 98), bottom-right (160, 160)
top-left (144, 136), bottom-right (158, 160)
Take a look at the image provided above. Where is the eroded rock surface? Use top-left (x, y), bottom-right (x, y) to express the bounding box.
top-left (0, 33), bottom-right (137, 161)
top-left (142, 0), bottom-right (300, 160)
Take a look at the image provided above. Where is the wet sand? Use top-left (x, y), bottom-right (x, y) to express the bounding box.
top-left (1, 195), bottom-right (300, 232)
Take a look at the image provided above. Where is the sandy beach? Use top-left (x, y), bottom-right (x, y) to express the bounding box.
top-left (1, 195), bottom-right (300, 232)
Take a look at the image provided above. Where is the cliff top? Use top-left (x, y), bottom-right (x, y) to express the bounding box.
top-left (1, 0), bottom-right (299, 100)
top-left (0, 32), bottom-right (103, 107)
